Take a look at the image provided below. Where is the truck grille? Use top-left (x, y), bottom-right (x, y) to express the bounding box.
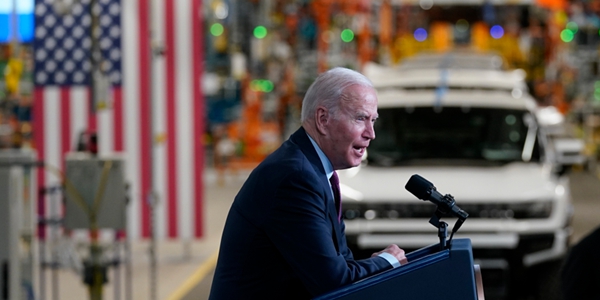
top-left (343, 201), bottom-right (552, 220)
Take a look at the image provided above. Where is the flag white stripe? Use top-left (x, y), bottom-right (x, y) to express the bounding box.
top-left (44, 88), bottom-right (61, 187)
top-left (122, 0), bottom-right (141, 239)
top-left (43, 88), bottom-right (61, 241)
top-left (153, 60), bottom-right (167, 240)
top-left (70, 87), bottom-right (88, 152)
top-left (98, 94), bottom-right (115, 156)
top-left (176, 0), bottom-right (193, 240)
top-left (151, 0), bottom-right (167, 240)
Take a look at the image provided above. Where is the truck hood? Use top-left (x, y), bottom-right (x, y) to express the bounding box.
top-left (338, 162), bottom-right (559, 204)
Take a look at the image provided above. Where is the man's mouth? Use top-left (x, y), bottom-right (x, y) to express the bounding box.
top-left (353, 146), bottom-right (365, 155)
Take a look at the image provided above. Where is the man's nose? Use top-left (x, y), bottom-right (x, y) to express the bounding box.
top-left (365, 122), bottom-right (375, 140)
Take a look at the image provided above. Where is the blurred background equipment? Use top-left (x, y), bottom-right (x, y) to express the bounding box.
top-left (63, 152), bottom-right (126, 231)
top-left (63, 152), bottom-right (128, 300)
top-left (0, 149), bottom-right (36, 300)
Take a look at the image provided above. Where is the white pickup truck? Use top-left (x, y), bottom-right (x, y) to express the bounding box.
top-left (339, 54), bottom-right (584, 300)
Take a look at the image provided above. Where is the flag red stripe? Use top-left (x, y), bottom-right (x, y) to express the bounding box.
top-left (33, 88), bottom-right (46, 240)
top-left (193, 0), bottom-right (204, 238)
top-left (165, 0), bottom-right (178, 238)
top-left (113, 88), bottom-right (123, 151)
top-left (138, 0), bottom-right (151, 238)
top-left (60, 88), bottom-right (71, 166)
top-left (87, 89), bottom-right (97, 133)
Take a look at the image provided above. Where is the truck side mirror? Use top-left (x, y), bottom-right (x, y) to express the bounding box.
top-left (552, 137), bottom-right (586, 175)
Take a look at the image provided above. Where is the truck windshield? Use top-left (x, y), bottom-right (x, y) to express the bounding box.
top-left (368, 106), bottom-right (540, 166)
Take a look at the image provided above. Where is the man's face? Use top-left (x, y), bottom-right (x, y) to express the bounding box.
top-left (323, 85), bottom-right (378, 170)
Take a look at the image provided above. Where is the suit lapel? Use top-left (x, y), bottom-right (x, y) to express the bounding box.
top-left (289, 127), bottom-right (344, 252)
top-left (328, 201), bottom-right (343, 253)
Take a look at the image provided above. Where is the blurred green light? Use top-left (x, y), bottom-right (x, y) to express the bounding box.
top-left (595, 91), bottom-right (600, 101)
top-left (594, 81), bottom-right (600, 89)
top-left (262, 80), bottom-right (274, 92)
top-left (254, 26), bottom-right (267, 39)
top-left (560, 29), bottom-right (574, 42)
top-left (341, 29), bottom-right (354, 42)
top-left (250, 79), bottom-right (274, 92)
top-left (210, 23), bottom-right (224, 36)
top-left (566, 22), bottom-right (578, 33)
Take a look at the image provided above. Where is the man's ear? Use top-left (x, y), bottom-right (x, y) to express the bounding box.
top-left (315, 106), bottom-right (329, 135)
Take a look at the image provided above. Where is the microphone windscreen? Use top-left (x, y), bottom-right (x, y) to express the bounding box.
top-left (405, 174), bottom-right (434, 200)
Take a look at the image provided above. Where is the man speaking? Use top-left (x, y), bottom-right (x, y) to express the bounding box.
top-left (209, 67), bottom-right (408, 299)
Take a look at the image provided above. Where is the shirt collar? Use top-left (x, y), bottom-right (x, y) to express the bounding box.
top-left (306, 132), bottom-right (334, 180)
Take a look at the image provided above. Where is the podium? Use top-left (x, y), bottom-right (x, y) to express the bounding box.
top-left (314, 238), bottom-right (485, 300)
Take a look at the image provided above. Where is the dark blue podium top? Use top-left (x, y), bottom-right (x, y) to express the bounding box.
top-left (314, 239), bottom-right (478, 300)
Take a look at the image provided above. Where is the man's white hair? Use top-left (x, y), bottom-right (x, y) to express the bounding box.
top-left (300, 67), bottom-right (373, 123)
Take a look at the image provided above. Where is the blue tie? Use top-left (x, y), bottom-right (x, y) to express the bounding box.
top-left (330, 171), bottom-right (342, 222)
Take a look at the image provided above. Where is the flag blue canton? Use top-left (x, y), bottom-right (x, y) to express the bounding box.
top-left (33, 0), bottom-right (122, 86)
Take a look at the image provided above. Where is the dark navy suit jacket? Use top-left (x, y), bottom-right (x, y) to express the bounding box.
top-left (209, 127), bottom-right (392, 299)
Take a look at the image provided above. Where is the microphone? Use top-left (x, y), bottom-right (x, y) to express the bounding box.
top-left (405, 174), bottom-right (468, 222)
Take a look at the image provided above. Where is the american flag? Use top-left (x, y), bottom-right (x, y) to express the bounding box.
top-left (33, 0), bottom-right (205, 240)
